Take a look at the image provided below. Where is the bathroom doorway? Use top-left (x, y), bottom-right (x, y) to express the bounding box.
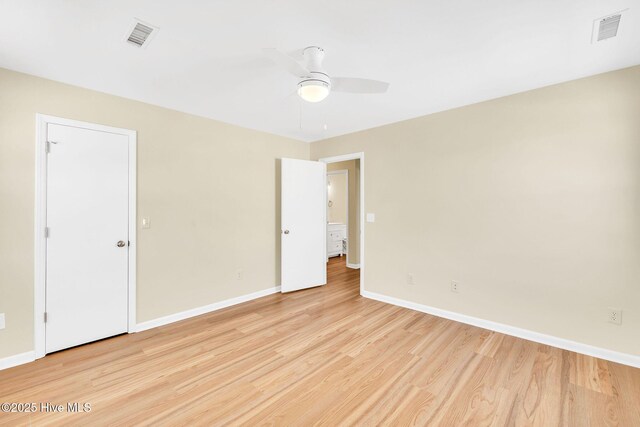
top-left (324, 157), bottom-right (361, 274)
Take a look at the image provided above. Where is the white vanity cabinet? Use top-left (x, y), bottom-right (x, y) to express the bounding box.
top-left (327, 223), bottom-right (346, 258)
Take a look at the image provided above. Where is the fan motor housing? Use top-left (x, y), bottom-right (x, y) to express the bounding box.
top-left (299, 72), bottom-right (331, 88)
top-left (299, 46), bottom-right (331, 93)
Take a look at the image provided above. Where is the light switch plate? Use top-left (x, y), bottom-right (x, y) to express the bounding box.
top-left (366, 213), bottom-right (375, 223)
top-left (0, 313), bottom-right (5, 330)
top-left (142, 217), bottom-right (151, 229)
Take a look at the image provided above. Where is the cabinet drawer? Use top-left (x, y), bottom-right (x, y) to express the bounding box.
top-left (327, 241), bottom-right (342, 252)
top-left (329, 230), bottom-right (345, 240)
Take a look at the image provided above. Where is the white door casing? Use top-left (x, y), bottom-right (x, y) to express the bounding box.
top-left (35, 114), bottom-right (136, 358)
top-left (281, 158), bottom-right (327, 292)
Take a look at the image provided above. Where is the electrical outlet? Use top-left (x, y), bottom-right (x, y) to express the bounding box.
top-left (407, 273), bottom-right (415, 285)
top-left (451, 281), bottom-right (459, 293)
top-left (0, 313), bottom-right (5, 330)
top-left (237, 269), bottom-right (243, 281)
top-left (607, 307), bottom-right (622, 325)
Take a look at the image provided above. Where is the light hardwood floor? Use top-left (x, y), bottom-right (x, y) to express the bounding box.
top-left (1, 257), bottom-right (639, 426)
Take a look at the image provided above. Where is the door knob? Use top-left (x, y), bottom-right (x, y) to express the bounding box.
top-left (117, 240), bottom-right (126, 247)
top-left (283, 230), bottom-right (290, 234)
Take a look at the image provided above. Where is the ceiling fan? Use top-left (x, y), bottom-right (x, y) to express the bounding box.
top-left (264, 46), bottom-right (390, 103)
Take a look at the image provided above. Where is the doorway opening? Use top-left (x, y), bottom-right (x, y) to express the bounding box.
top-left (326, 169), bottom-right (348, 259)
top-left (320, 153), bottom-right (364, 294)
top-left (279, 153), bottom-right (364, 294)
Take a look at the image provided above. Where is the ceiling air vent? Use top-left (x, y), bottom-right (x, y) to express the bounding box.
top-left (125, 19), bottom-right (158, 48)
top-left (597, 15), bottom-right (621, 41)
top-left (592, 11), bottom-right (626, 43)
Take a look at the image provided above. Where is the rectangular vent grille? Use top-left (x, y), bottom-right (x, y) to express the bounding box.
top-left (597, 14), bottom-right (622, 41)
top-left (127, 22), bottom-right (155, 47)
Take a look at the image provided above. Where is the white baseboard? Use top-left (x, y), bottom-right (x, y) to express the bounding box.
top-left (0, 351), bottom-right (36, 371)
top-left (361, 290), bottom-right (640, 369)
top-left (136, 286), bottom-right (281, 332)
top-left (347, 263), bottom-right (360, 269)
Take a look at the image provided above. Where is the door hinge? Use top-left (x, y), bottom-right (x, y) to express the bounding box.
top-left (46, 140), bottom-right (59, 153)
top-left (45, 227), bottom-right (49, 238)
top-left (44, 312), bottom-right (48, 323)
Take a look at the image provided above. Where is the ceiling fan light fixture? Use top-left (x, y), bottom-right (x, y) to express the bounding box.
top-left (297, 80), bottom-right (330, 103)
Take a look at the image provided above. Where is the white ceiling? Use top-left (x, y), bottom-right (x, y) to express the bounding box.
top-left (1, 0), bottom-right (639, 142)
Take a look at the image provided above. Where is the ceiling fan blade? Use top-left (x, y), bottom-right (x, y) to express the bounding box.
top-left (263, 48), bottom-right (310, 78)
top-left (331, 77), bottom-right (389, 94)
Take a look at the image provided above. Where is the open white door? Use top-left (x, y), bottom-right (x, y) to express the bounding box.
top-left (281, 158), bottom-right (327, 292)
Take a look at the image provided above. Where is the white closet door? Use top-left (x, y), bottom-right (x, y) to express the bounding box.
top-left (46, 123), bottom-right (129, 353)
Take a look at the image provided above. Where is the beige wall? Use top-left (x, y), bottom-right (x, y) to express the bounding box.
top-left (2, 64), bottom-right (638, 361)
top-left (0, 67), bottom-right (309, 358)
top-left (327, 172), bottom-right (347, 224)
top-left (312, 66), bottom-right (640, 356)
top-left (328, 160), bottom-right (360, 265)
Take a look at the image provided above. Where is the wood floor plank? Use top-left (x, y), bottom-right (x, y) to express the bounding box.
top-left (1, 257), bottom-right (639, 426)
